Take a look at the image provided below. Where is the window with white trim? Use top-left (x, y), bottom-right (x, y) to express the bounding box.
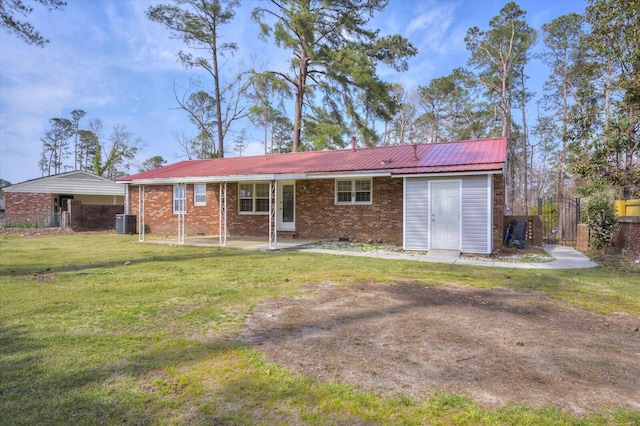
top-left (335, 178), bottom-right (372, 205)
top-left (173, 184), bottom-right (186, 214)
top-left (194, 183), bottom-right (206, 206)
top-left (239, 182), bottom-right (270, 213)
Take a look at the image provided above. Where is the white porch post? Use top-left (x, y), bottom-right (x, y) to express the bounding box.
top-left (138, 185), bottom-right (145, 242)
top-left (219, 182), bottom-right (227, 247)
top-left (177, 183), bottom-right (186, 244)
top-left (268, 180), bottom-right (278, 250)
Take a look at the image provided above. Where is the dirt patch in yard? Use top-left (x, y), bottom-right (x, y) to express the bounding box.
top-left (240, 281), bottom-right (640, 415)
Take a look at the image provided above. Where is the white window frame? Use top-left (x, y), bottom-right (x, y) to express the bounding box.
top-left (335, 178), bottom-right (372, 205)
top-left (239, 182), bottom-right (270, 214)
top-left (173, 184), bottom-right (186, 214)
top-left (194, 183), bottom-right (206, 206)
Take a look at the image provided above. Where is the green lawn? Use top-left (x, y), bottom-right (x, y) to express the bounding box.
top-left (1, 233), bottom-right (639, 425)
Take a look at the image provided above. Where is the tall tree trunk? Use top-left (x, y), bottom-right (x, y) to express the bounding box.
top-left (292, 46), bottom-right (308, 152)
top-left (212, 19), bottom-right (224, 158)
top-left (521, 86), bottom-right (529, 214)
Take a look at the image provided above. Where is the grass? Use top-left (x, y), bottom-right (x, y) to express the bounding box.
top-left (1, 233), bottom-right (639, 425)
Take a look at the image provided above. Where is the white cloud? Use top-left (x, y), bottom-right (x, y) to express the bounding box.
top-left (373, 1), bottom-right (468, 85)
top-left (0, 0), bottom-right (590, 184)
top-left (407, 2), bottom-right (465, 55)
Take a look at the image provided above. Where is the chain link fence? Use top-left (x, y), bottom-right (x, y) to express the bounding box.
top-left (0, 211), bottom-right (62, 229)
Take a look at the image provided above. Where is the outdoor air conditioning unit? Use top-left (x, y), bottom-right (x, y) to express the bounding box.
top-left (115, 214), bottom-right (137, 234)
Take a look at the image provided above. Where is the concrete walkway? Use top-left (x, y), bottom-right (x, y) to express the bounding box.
top-left (143, 236), bottom-right (597, 269)
top-left (298, 244), bottom-right (598, 269)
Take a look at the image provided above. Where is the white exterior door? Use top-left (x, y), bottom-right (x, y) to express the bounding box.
top-left (430, 181), bottom-right (460, 250)
top-left (278, 181), bottom-right (295, 231)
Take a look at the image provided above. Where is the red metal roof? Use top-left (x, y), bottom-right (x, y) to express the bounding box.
top-left (120, 138), bottom-right (507, 182)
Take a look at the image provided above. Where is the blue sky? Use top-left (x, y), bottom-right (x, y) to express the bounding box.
top-left (0, 0), bottom-right (587, 184)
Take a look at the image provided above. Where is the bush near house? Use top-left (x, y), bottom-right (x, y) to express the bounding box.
top-left (583, 192), bottom-right (617, 250)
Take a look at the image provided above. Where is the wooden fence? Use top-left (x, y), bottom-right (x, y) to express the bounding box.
top-left (615, 199), bottom-right (640, 216)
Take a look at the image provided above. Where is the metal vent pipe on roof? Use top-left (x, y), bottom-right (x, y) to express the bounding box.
top-left (351, 135), bottom-right (357, 151)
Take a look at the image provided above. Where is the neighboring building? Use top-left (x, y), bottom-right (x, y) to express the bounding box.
top-left (119, 138), bottom-right (507, 254)
top-left (3, 171), bottom-right (125, 230)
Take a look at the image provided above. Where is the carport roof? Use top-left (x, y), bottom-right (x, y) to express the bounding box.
top-left (119, 137), bottom-right (507, 183)
top-left (4, 170), bottom-right (125, 196)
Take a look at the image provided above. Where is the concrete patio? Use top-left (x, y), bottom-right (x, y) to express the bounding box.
top-left (140, 235), bottom-right (319, 251)
top-left (139, 236), bottom-right (598, 269)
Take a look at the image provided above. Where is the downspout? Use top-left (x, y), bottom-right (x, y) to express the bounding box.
top-left (177, 183), bottom-right (186, 244)
top-left (219, 182), bottom-right (227, 247)
top-left (124, 184), bottom-right (130, 215)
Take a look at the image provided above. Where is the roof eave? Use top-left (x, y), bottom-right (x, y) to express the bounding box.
top-left (125, 173), bottom-right (310, 185)
top-left (391, 168), bottom-right (505, 178)
top-left (306, 171), bottom-right (392, 179)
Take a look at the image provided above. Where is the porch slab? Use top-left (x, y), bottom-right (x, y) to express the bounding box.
top-left (422, 250), bottom-right (461, 264)
top-left (141, 235), bottom-right (319, 251)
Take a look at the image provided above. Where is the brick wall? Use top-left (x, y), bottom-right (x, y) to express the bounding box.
top-left (4, 192), bottom-right (52, 223)
top-left (127, 174), bottom-right (503, 249)
top-left (129, 184), bottom-right (221, 236)
top-left (295, 177), bottom-right (403, 244)
top-left (576, 224), bottom-right (590, 253)
top-left (226, 183), bottom-right (270, 236)
top-left (612, 217), bottom-right (640, 255)
top-left (67, 199), bottom-right (124, 231)
top-left (127, 177), bottom-right (404, 244)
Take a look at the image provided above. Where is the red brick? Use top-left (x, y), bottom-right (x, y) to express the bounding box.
top-left (4, 192), bottom-right (52, 223)
top-left (612, 217), bottom-right (640, 255)
top-left (67, 199), bottom-right (123, 232)
top-left (128, 175), bottom-right (504, 248)
top-left (576, 224), bottom-right (591, 253)
top-left (129, 178), bottom-right (403, 243)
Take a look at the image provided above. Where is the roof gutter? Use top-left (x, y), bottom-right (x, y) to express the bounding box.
top-left (391, 169), bottom-right (504, 178)
top-left (119, 171), bottom-right (393, 185)
top-left (121, 173), bottom-right (309, 185)
top-left (306, 171), bottom-right (392, 179)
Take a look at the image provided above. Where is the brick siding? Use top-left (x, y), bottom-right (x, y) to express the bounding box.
top-left (129, 184), bottom-right (221, 236)
top-left (67, 199), bottom-right (123, 232)
top-left (612, 217), bottom-right (640, 255)
top-left (295, 177), bottom-right (403, 245)
top-left (128, 174), bottom-right (503, 248)
top-left (128, 178), bottom-right (403, 244)
top-left (4, 192), bottom-right (52, 223)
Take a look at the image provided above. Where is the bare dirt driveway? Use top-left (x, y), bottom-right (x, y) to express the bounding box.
top-left (241, 281), bottom-right (640, 415)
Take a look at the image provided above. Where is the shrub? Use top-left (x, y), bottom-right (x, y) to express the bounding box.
top-left (0, 221), bottom-right (40, 229)
top-left (583, 192), bottom-right (617, 250)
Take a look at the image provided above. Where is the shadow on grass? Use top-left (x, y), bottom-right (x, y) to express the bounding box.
top-left (242, 283), bottom-right (567, 348)
top-left (2, 284), bottom-right (639, 425)
top-left (238, 281), bottom-right (640, 418)
top-left (0, 246), bottom-right (256, 278)
top-left (0, 322), bottom-right (244, 424)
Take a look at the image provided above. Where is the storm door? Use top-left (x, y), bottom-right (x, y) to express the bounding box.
top-left (278, 181), bottom-right (295, 231)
